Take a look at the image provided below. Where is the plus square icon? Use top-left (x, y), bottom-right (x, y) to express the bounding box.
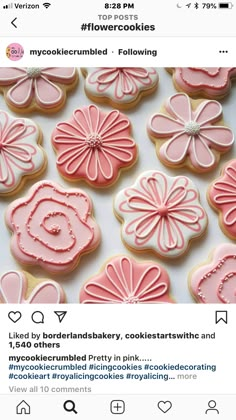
top-left (110, 400), bottom-right (125, 414)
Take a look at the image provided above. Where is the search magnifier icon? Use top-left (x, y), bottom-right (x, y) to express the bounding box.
top-left (63, 400), bottom-right (77, 414)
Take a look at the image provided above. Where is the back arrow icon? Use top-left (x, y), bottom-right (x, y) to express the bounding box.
top-left (11, 18), bottom-right (17, 28)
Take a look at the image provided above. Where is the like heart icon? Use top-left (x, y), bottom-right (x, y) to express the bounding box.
top-left (157, 400), bottom-right (172, 413)
top-left (8, 311), bottom-right (22, 323)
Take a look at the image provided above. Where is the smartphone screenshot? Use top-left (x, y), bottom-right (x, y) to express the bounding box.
top-left (0, 0), bottom-right (235, 418)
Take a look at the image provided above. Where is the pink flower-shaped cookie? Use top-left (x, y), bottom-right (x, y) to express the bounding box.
top-left (0, 110), bottom-right (45, 195)
top-left (168, 67), bottom-right (236, 98)
top-left (52, 104), bottom-right (137, 187)
top-left (189, 243), bottom-right (236, 303)
top-left (114, 170), bottom-right (207, 258)
top-left (82, 67), bottom-right (158, 108)
top-left (208, 159), bottom-right (236, 239)
top-left (147, 93), bottom-right (234, 172)
top-left (80, 256), bottom-right (174, 303)
top-left (5, 180), bottom-right (100, 274)
top-left (0, 270), bottom-right (65, 303)
top-left (0, 67), bottom-right (78, 112)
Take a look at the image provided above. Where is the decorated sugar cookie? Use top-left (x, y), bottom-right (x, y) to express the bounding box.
top-left (51, 104), bottom-right (137, 187)
top-left (147, 93), bottom-right (234, 172)
top-left (0, 67), bottom-right (78, 113)
top-left (81, 67), bottom-right (159, 109)
top-left (80, 255), bottom-right (175, 303)
top-left (208, 159), bottom-right (236, 239)
top-left (0, 110), bottom-right (46, 195)
top-left (5, 180), bottom-right (101, 274)
top-left (189, 243), bottom-right (236, 303)
top-left (167, 67), bottom-right (236, 99)
top-left (114, 170), bottom-right (207, 259)
top-left (0, 270), bottom-right (65, 304)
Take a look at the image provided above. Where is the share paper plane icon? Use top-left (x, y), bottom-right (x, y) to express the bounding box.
top-left (54, 311), bottom-right (67, 323)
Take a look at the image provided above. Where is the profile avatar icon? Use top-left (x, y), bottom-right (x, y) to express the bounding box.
top-left (205, 400), bottom-right (219, 414)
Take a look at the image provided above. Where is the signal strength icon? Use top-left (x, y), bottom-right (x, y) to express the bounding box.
top-left (3, 3), bottom-right (13, 8)
top-left (43, 2), bottom-right (51, 8)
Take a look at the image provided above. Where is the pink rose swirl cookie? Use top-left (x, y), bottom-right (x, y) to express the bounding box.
top-left (5, 180), bottom-right (100, 274)
top-left (167, 67), bottom-right (236, 99)
top-left (0, 110), bottom-right (46, 195)
top-left (81, 67), bottom-right (159, 109)
top-left (0, 270), bottom-right (65, 304)
top-left (189, 243), bottom-right (236, 303)
top-left (0, 67), bottom-right (78, 113)
top-left (51, 104), bottom-right (137, 187)
top-left (114, 170), bottom-right (207, 259)
top-left (208, 159), bottom-right (236, 239)
top-left (147, 93), bottom-right (234, 172)
top-left (80, 255), bottom-right (175, 304)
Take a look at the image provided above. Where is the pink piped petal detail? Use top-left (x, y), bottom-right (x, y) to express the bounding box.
top-left (52, 104), bottom-right (137, 186)
top-left (160, 133), bottom-right (191, 164)
top-left (168, 93), bottom-right (192, 122)
top-left (148, 92), bottom-right (233, 171)
top-left (85, 67), bottom-right (158, 105)
top-left (115, 170), bottom-right (207, 258)
top-left (80, 256), bottom-right (175, 304)
top-left (0, 67), bottom-right (27, 84)
top-left (209, 160), bottom-right (236, 239)
top-left (7, 77), bottom-right (33, 107)
top-left (34, 77), bottom-right (63, 107)
top-left (41, 67), bottom-right (76, 82)
top-left (195, 100), bottom-right (222, 125)
top-left (149, 114), bottom-right (183, 136)
top-left (28, 282), bottom-right (61, 303)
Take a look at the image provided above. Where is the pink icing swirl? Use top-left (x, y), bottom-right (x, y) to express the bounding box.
top-left (209, 159), bottom-right (236, 238)
top-left (52, 104), bottom-right (137, 186)
top-left (84, 67), bottom-right (158, 105)
top-left (5, 181), bottom-right (100, 273)
top-left (115, 170), bottom-right (207, 258)
top-left (0, 67), bottom-right (77, 109)
top-left (0, 110), bottom-right (44, 194)
top-left (190, 243), bottom-right (236, 303)
top-left (170, 67), bottom-right (236, 97)
top-left (80, 256), bottom-right (174, 304)
top-left (148, 93), bottom-right (234, 171)
top-left (0, 271), bottom-right (64, 304)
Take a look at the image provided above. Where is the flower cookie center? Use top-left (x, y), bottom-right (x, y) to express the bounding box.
top-left (48, 224), bottom-right (61, 234)
top-left (86, 133), bottom-right (103, 149)
top-left (123, 295), bottom-right (139, 304)
top-left (184, 121), bottom-right (201, 135)
top-left (157, 205), bottom-right (169, 217)
top-left (26, 67), bottom-right (42, 78)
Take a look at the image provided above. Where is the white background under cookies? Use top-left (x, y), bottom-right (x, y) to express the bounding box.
top-left (1, 67), bottom-right (236, 304)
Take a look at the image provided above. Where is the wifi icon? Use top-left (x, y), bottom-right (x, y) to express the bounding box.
top-left (43, 2), bottom-right (51, 8)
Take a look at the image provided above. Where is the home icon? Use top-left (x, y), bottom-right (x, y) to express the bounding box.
top-left (16, 400), bottom-right (30, 415)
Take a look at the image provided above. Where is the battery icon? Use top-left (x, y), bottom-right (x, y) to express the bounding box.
top-left (218, 2), bottom-right (233, 7)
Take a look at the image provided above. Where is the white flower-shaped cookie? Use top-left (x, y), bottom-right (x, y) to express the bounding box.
top-left (114, 170), bottom-right (207, 258)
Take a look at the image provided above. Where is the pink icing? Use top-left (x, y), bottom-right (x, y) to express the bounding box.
top-left (114, 170), bottom-right (207, 258)
top-left (190, 243), bottom-right (236, 303)
top-left (80, 256), bottom-right (174, 304)
top-left (170, 67), bottom-right (236, 97)
top-left (148, 93), bottom-right (234, 171)
top-left (0, 67), bottom-right (77, 109)
top-left (52, 104), bottom-right (137, 187)
top-left (0, 271), bottom-right (64, 303)
top-left (0, 110), bottom-right (44, 194)
top-left (83, 67), bottom-right (158, 105)
top-left (209, 159), bottom-right (236, 238)
top-left (5, 180), bottom-right (100, 273)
